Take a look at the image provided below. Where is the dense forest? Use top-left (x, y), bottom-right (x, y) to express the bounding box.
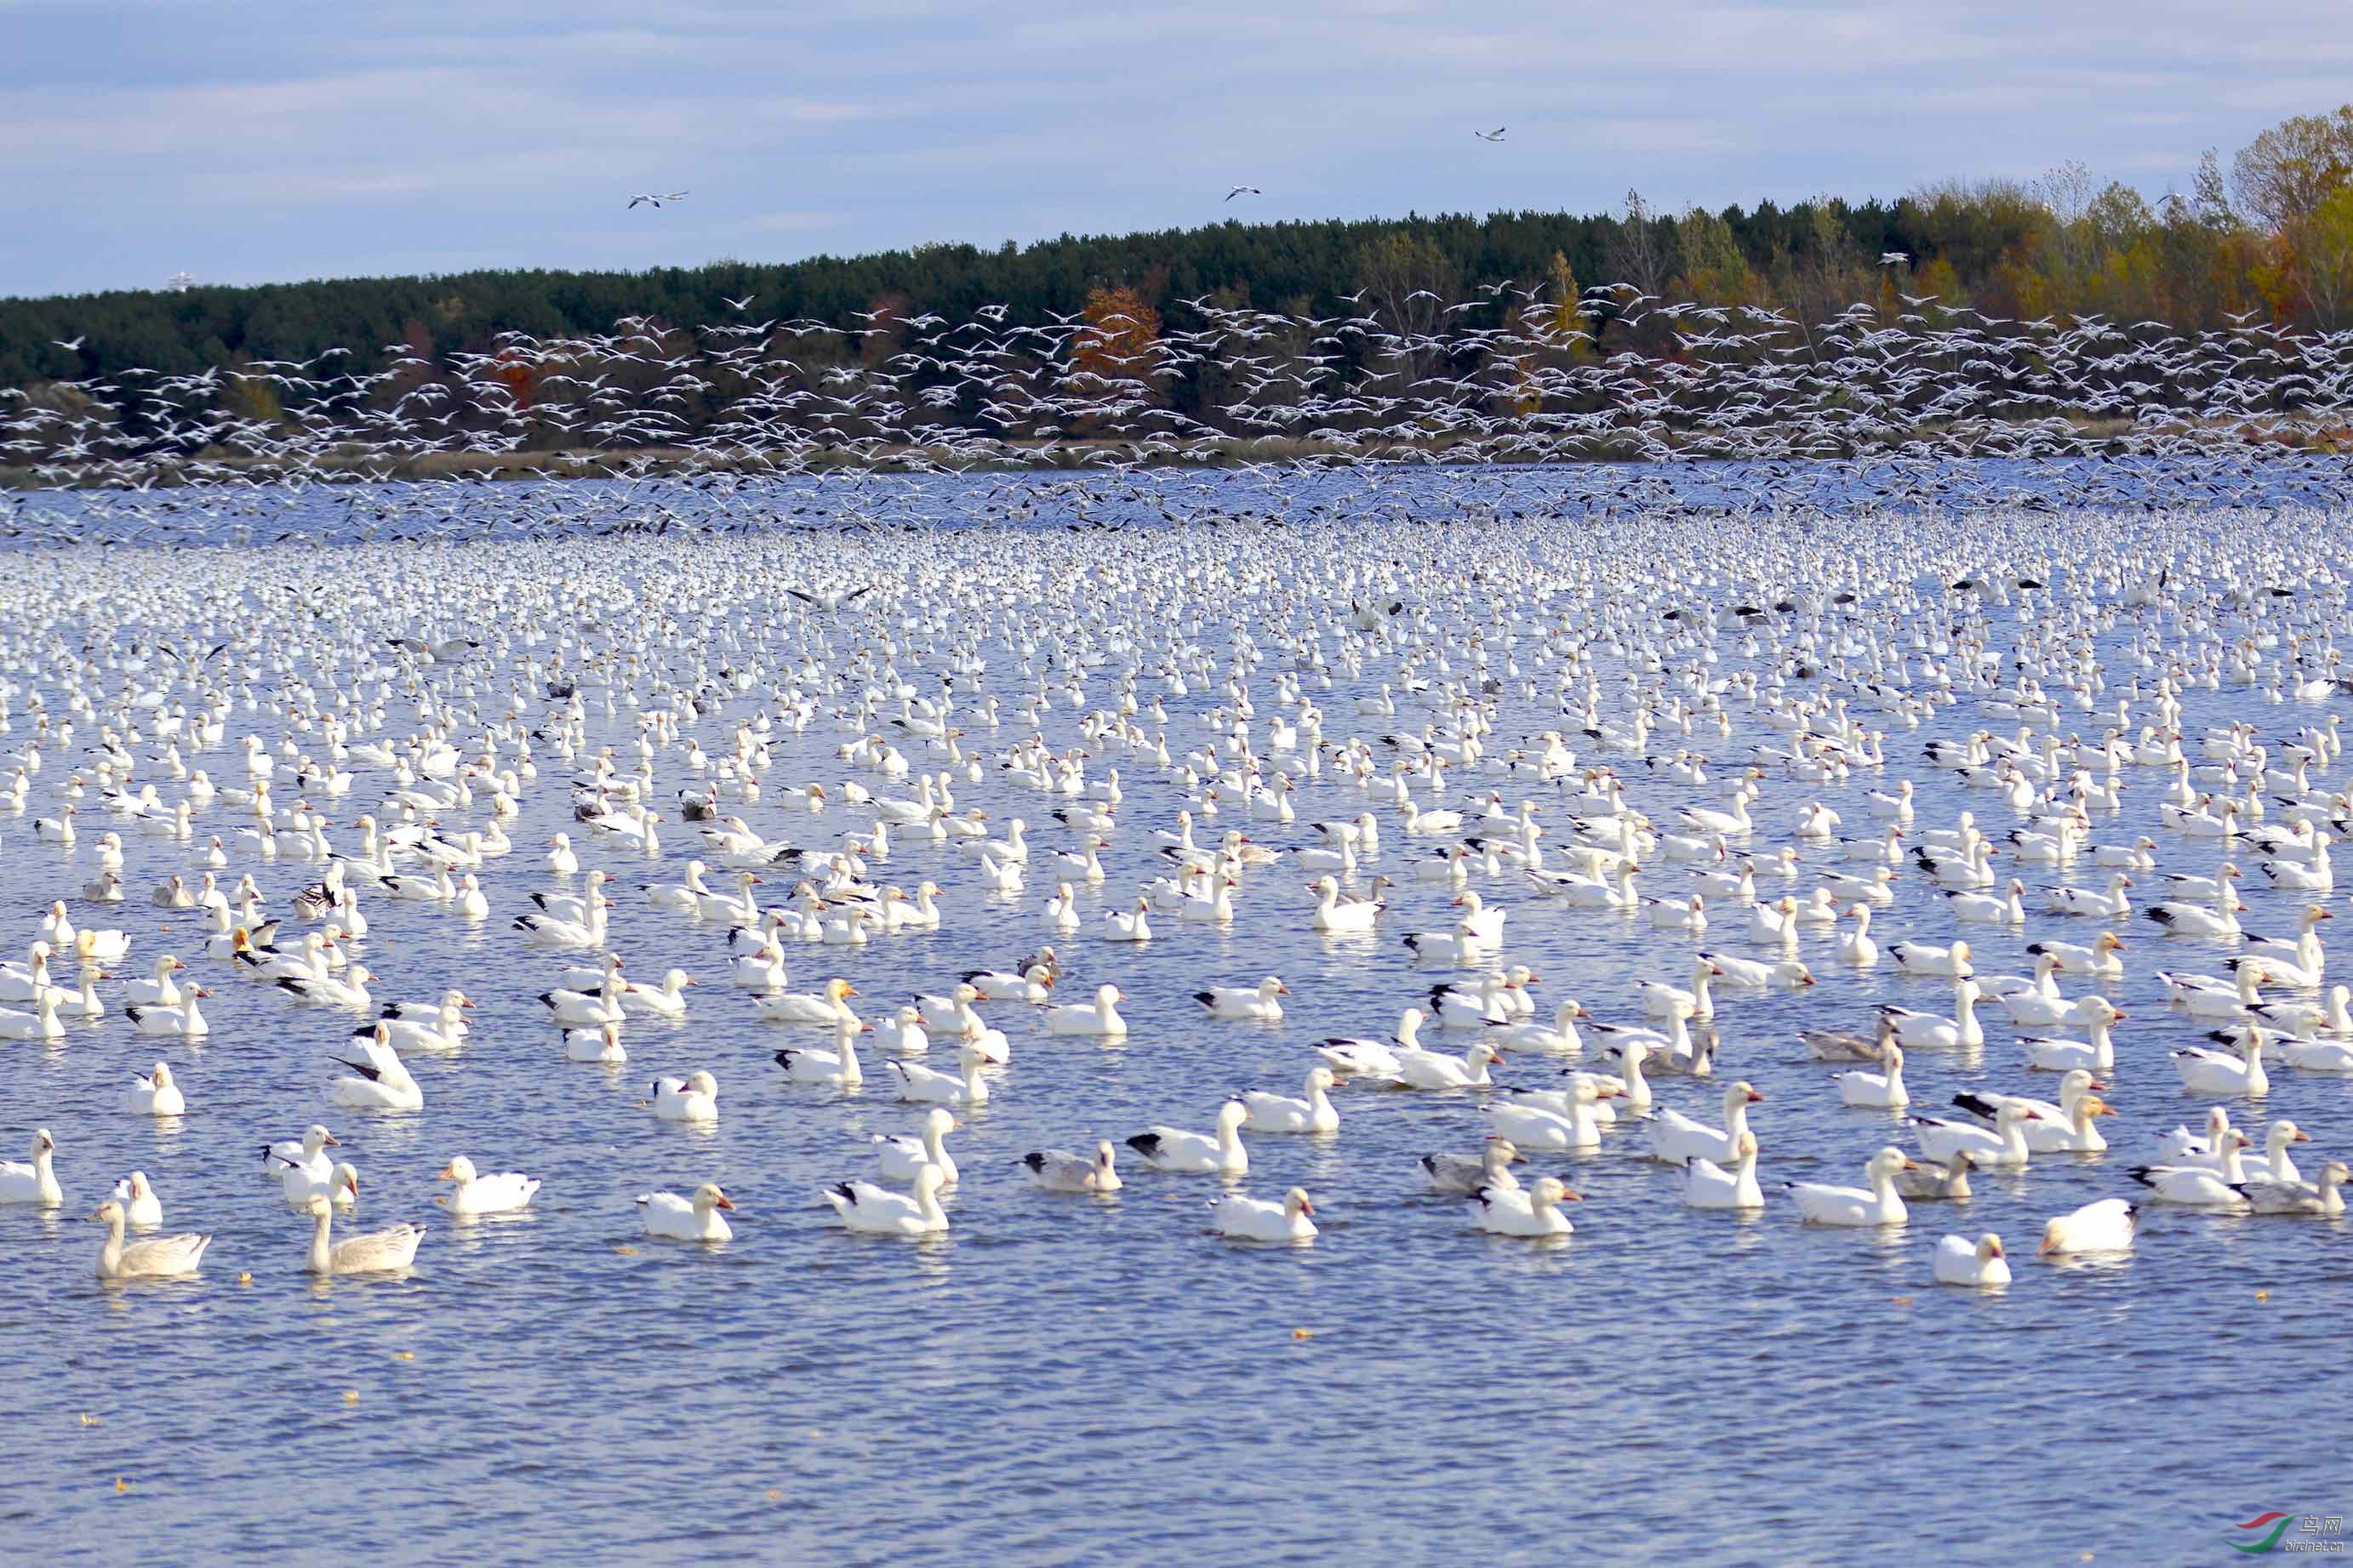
top-left (3, 105), bottom-right (2348, 479)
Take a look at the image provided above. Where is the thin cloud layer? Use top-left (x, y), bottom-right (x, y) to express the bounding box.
top-left (5, 0), bottom-right (2349, 298)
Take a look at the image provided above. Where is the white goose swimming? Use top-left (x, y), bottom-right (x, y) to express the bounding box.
top-left (90, 1200), bottom-right (210, 1280)
top-left (1643, 1080), bottom-right (1763, 1163)
top-left (637, 1182), bottom-right (734, 1240)
top-left (1018, 1141), bottom-right (1123, 1193)
top-left (303, 1194), bottom-right (426, 1274)
top-left (127, 1062), bottom-right (186, 1116)
top-left (1127, 1100), bottom-right (1248, 1175)
top-left (872, 1107), bottom-right (962, 1184)
top-left (773, 1014), bottom-right (870, 1087)
top-left (1788, 1147), bottom-right (1914, 1226)
top-left (1214, 1186), bottom-right (1318, 1242)
top-left (1242, 1066), bottom-right (1340, 1133)
top-left (1681, 1129), bottom-right (1764, 1210)
top-left (650, 1070), bottom-right (721, 1122)
top-left (1194, 975), bottom-right (1289, 1021)
top-left (1043, 984), bottom-right (1128, 1036)
top-left (437, 1155), bottom-right (541, 1216)
top-left (2038, 1196), bottom-right (2138, 1254)
top-left (0, 1130), bottom-right (63, 1206)
top-left (822, 1164), bottom-right (951, 1235)
top-left (1468, 1174), bottom-right (1578, 1237)
top-left (1932, 1233), bottom-right (2011, 1287)
top-left (887, 1042), bottom-right (991, 1106)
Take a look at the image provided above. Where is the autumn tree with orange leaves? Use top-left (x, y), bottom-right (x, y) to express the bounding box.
top-left (1069, 285), bottom-right (1166, 428)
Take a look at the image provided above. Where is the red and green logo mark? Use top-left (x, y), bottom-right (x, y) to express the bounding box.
top-left (2229, 1514), bottom-right (2294, 1554)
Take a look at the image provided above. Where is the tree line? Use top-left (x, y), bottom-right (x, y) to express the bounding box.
top-left (3, 105), bottom-right (2348, 442)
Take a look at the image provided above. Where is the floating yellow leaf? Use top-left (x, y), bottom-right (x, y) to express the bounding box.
top-left (391, 1351), bottom-right (414, 1361)
top-left (115, 1478), bottom-right (130, 1493)
top-left (1293, 1328), bottom-right (1313, 1340)
top-left (79, 1413), bottom-right (100, 1428)
top-left (344, 1390), bottom-right (360, 1405)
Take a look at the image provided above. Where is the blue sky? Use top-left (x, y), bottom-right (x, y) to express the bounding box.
top-left (5, 0), bottom-right (2349, 299)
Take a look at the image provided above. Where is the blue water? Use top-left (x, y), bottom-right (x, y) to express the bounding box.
top-left (0, 474), bottom-right (2346, 1566)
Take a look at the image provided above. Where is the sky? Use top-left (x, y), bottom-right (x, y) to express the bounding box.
top-left (5, 0), bottom-right (2350, 300)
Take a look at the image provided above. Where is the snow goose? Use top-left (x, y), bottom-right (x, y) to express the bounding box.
top-left (121, 990), bottom-right (208, 1039)
top-left (1397, 1039), bottom-right (1504, 1091)
top-left (1802, 1017), bottom-right (1896, 1062)
top-left (822, 1164), bottom-right (951, 1236)
top-left (123, 955), bottom-right (189, 1006)
top-left (1888, 938), bottom-right (1973, 978)
top-left (2235, 1160), bottom-right (2349, 1217)
top-left (637, 1183), bottom-right (734, 1241)
top-left (1100, 898), bottom-right (1154, 942)
top-left (2276, 1029), bottom-right (2353, 1072)
top-left (1788, 1147), bottom-right (1914, 1226)
top-left (1486, 999), bottom-right (1588, 1054)
top-left (888, 1042), bottom-right (991, 1106)
top-left (328, 1027), bottom-right (424, 1111)
top-left (1642, 958), bottom-right (1719, 1022)
top-left (2018, 998), bottom-right (2127, 1073)
top-left (1837, 904), bottom-right (1879, 966)
top-left (2145, 896), bottom-right (2241, 938)
top-left (650, 1070), bottom-right (720, 1122)
top-left (1945, 878), bottom-right (2027, 924)
top-left (2038, 1197), bottom-right (2137, 1254)
top-left (1468, 1175), bottom-right (1578, 1237)
top-left (127, 1063), bottom-right (186, 1117)
top-left (2026, 931), bottom-right (2126, 978)
top-left (2172, 1027), bottom-right (2270, 1096)
top-left (106, 1172), bottom-right (162, 1229)
top-left (2127, 1157), bottom-right (2251, 1209)
top-left (1702, 952), bottom-right (1814, 989)
top-left (961, 963), bottom-right (1054, 1005)
top-left (1419, 1138), bottom-right (1522, 1195)
top-left (1953, 1080), bottom-right (2115, 1153)
top-left (1681, 1129), bottom-right (1764, 1210)
top-left (1643, 1080), bottom-right (1762, 1163)
top-left (90, 1200), bottom-right (210, 1280)
top-left (1242, 1066), bottom-right (1339, 1134)
top-left (1019, 1142), bottom-right (1122, 1193)
top-left (0, 1130), bottom-right (62, 1206)
top-left (754, 977), bottom-right (860, 1025)
top-left (2043, 872), bottom-right (2134, 917)
top-left (436, 1155), bottom-right (540, 1217)
top-left (872, 1108), bottom-right (961, 1184)
top-left (1880, 978), bottom-right (1986, 1050)
top-left (1893, 1149), bottom-right (1975, 1201)
top-left (564, 1022), bottom-right (627, 1063)
top-left (2242, 904), bottom-right (2331, 981)
top-left (1044, 984), bottom-right (1128, 1037)
top-left (1835, 1044), bottom-right (1910, 1109)
top-left (1933, 1233), bottom-right (2010, 1287)
top-left (1911, 1098), bottom-right (2041, 1167)
top-left (303, 1194), bottom-right (425, 1274)
top-left (0, 989), bottom-right (66, 1041)
top-left (618, 968), bottom-right (698, 1019)
top-left (773, 1014), bottom-right (870, 1087)
top-left (1214, 1186), bottom-right (1318, 1242)
top-left (1314, 1008), bottom-right (1424, 1078)
top-left (1485, 1076), bottom-right (1613, 1151)
top-left (1126, 1100), bottom-right (1248, 1175)
top-left (1194, 976), bottom-right (1288, 1021)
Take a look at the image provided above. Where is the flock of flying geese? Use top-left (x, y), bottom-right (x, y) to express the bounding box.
top-left (2, 485), bottom-right (2351, 1295)
top-left (11, 275), bottom-right (2353, 506)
